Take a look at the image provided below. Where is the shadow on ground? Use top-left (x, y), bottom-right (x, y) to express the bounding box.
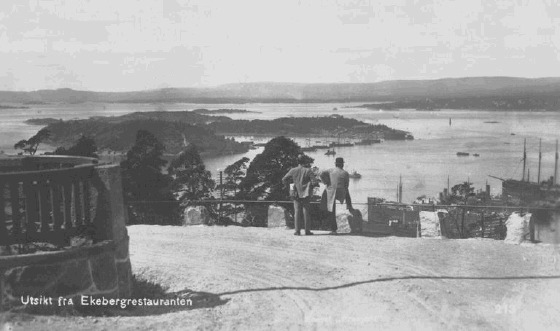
top-left (217, 274), bottom-right (560, 296)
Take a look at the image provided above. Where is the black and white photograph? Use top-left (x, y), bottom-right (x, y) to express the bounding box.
top-left (1, 0), bottom-right (560, 329)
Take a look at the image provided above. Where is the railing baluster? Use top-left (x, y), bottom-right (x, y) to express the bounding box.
top-left (83, 178), bottom-right (91, 225)
top-left (63, 181), bottom-right (73, 230)
top-left (23, 180), bottom-right (39, 240)
top-left (0, 181), bottom-right (6, 241)
top-left (9, 181), bottom-right (22, 238)
top-left (51, 181), bottom-right (64, 231)
top-left (39, 180), bottom-right (51, 233)
top-left (74, 180), bottom-right (83, 227)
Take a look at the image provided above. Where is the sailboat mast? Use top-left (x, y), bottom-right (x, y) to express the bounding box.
top-left (398, 175), bottom-right (403, 203)
top-left (555, 139), bottom-right (559, 185)
top-left (522, 139), bottom-right (526, 182)
top-left (538, 138), bottom-right (542, 184)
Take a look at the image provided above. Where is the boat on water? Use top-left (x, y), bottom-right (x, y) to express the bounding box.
top-left (301, 138), bottom-right (317, 152)
top-left (349, 170), bottom-right (362, 179)
top-left (325, 149), bottom-right (336, 156)
top-left (473, 153), bottom-right (480, 157)
top-left (457, 152), bottom-right (470, 156)
top-left (354, 139), bottom-right (382, 145)
top-left (329, 142), bottom-right (354, 147)
top-left (489, 138), bottom-right (560, 204)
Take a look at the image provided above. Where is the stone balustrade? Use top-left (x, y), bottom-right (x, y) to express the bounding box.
top-left (0, 156), bottom-right (131, 310)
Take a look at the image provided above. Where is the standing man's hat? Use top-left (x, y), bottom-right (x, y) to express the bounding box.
top-left (335, 157), bottom-right (344, 164)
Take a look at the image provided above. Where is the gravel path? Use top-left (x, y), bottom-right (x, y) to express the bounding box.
top-left (3, 225), bottom-right (560, 330)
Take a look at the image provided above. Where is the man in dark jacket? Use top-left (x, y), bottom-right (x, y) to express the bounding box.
top-left (282, 155), bottom-right (314, 235)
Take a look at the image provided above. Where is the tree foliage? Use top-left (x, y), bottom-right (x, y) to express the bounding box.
top-left (444, 182), bottom-right (476, 205)
top-left (207, 116), bottom-right (408, 137)
top-left (14, 128), bottom-right (50, 155)
top-left (214, 157), bottom-right (250, 222)
top-left (54, 135), bottom-right (98, 158)
top-left (239, 136), bottom-right (313, 201)
top-left (120, 130), bottom-right (177, 224)
top-left (440, 181), bottom-right (477, 239)
top-left (216, 157), bottom-right (250, 199)
top-left (168, 144), bottom-right (215, 206)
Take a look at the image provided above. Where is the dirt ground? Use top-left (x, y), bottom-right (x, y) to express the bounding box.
top-left (2, 224), bottom-right (560, 330)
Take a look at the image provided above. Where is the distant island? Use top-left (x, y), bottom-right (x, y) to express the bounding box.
top-left (191, 108), bottom-right (260, 114)
top-left (0, 104), bottom-right (29, 109)
top-left (356, 95), bottom-right (560, 111)
top-left (23, 101), bottom-right (48, 105)
top-left (35, 112), bottom-right (412, 156)
top-left (25, 118), bottom-right (61, 125)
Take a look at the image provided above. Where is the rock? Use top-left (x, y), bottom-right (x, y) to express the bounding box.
top-left (267, 205), bottom-right (293, 228)
top-left (336, 208), bottom-right (363, 234)
top-left (505, 212), bottom-right (532, 244)
top-left (183, 206), bottom-right (212, 225)
top-left (419, 211), bottom-right (441, 238)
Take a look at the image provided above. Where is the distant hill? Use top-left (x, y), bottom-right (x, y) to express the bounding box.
top-left (2, 77), bottom-right (560, 109)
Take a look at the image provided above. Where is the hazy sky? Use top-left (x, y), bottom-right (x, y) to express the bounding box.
top-left (1, 0), bottom-right (560, 91)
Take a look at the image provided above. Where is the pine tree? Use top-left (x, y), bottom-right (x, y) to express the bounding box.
top-left (54, 135), bottom-right (98, 158)
top-left (168, 144), bottom-right (215, 207)
top-left (239, 136), bottom-right (313, 201)
top-left (120, 130), bottom-right (177, 224)
top-left (14, 128), bottom-right (51, 155)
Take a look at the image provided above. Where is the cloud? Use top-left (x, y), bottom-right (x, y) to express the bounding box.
top-left (1, 0), bottom-right (560, 90)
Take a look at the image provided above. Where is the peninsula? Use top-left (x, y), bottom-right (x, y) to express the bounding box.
top-left (36, 112), bottom-right (412, 155)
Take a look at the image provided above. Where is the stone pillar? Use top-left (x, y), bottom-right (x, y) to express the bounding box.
top-left (91, 164), bottom-right (132, 297)
top-left (419, 211), bottom-right (442, 238)
top-left (505, 212), bottom-right (532, 245)
top-left (267, 205), bottom-right (293, 228)
top-left (183, 206), bottom-right (212, 225)
top-left (92, 164), bottom-right (128, 242)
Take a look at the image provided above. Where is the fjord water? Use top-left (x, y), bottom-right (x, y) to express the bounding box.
top-left (2, 102), bottom-right (559, 203)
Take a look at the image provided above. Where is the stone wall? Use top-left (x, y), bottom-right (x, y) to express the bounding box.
top-left (0, 241), bottom-right (129, 309)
